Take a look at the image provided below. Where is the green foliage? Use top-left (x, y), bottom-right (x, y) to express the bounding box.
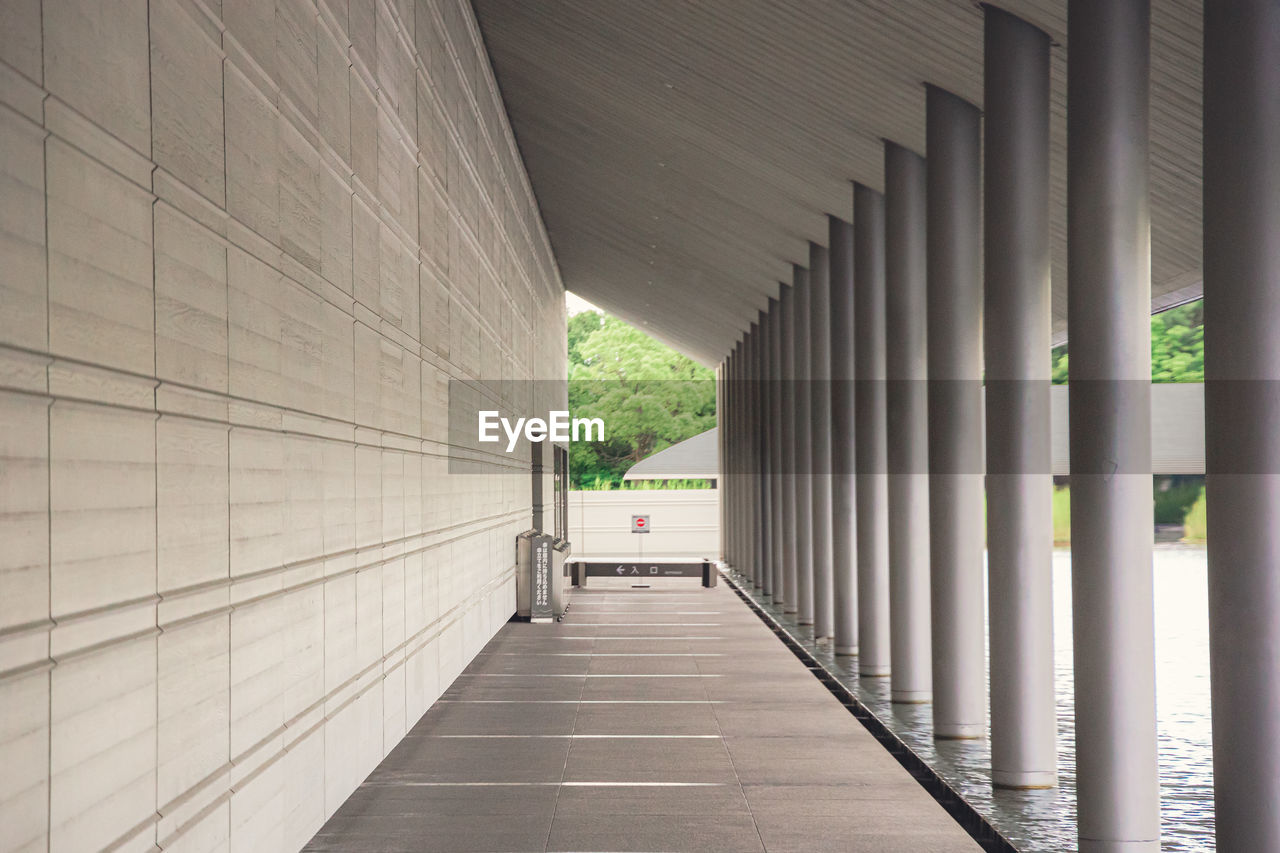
top-left (1183, 487), bottom-right (1208, 542)
top-left (1052, 486), bottom-right (1071, 545)
top-left (1050, 298), bottom-right (1203, 384)
top-left (581, 476), bottom-right (714, 491)
top-left (567, 311), bottom-right (716, 489)
top-left (1149, 300), bottom-right (1204, 383)
top-left (1153, 475), bottom-right (1204, 524)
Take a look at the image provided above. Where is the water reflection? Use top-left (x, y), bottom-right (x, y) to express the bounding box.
top-left (742, 544), bottom-right (1214, 852)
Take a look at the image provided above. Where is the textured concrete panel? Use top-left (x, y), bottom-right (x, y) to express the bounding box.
top-left (43, 0), bottom-right (151, 153)
top-left (229, 428), bottom-right (285, 578)
top-left (0, 670), bottom-right (49, 852)
top-left (49, 402), bottom-right (156, 617)
top-left (46, 140), bottom-right (154, 375)
top-left (155, 204), bottom-right (229, 392)
top-left (158, 615), bottom-right (230, 805)
top-left (1, 0), bottom-right (565, 849)
top-left (50, 636), bottom-right (157, 852)
top-left (157, 416), bottom-right (230, 592)
top-left (150, 0), bottom-right (225, 204)
top-left (0, 108), bottom-right (47, 351)
top-left (0, 392), bottom-right (48, 634)
top-left (224, 65), bottom-right (279, 243)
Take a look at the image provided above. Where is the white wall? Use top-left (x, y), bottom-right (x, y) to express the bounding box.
top-left (0, 1), bottom-right (565, 850)
top-left (568, 490), bottom-right (720, 560)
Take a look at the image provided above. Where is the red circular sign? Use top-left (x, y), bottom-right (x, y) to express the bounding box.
top-left (635, 518), bottom-right (646, 528)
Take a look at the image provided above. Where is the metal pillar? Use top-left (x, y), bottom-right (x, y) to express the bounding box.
top-left (793, 264), bottom-right (814, 624)
top-left (1068, 1), bottom-right (1159, 848)
top-left (830, 215), bottom-right (858, 655)
top-left (779, 283), bottom-right (799, 612)
top-left (882, 150), bottom-right (929, 698)
top-left (984, 5), bottom-right (1056, 787)
top-left (810, 242), bottom-right (835, 640)
top-left (924, 88), bottom-right (985, 738)
top-left (770, 289), bottom-right (787, 601)
top-left (854, 184), bottom-right (891, 677)
top-left (1204, 2), bottom-right (1280, 849)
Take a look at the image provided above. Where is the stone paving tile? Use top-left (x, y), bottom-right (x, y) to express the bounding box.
top-left (305, 580), bottom-right (981, 853)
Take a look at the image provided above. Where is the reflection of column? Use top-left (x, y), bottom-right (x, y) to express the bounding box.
top-left (883, 147), bottom-right (929, 700)
top-left (854, 184), bottom-right (890, 677)
top-left (810, 242), bottom-right (835, 640)
top-left (1204, 2), bottom-right (1280, 849)
top-left (792, 264), bottom-right (814, 624)
top-left (829, 215), bottom-right (858, 655)
top-left (1068, 1), bottom-right (1159, 849)
top-left (779, 283), bottom-right (799, 612)
top-left (984, 5), bottom-right (1056, 788)
top-left (770, 290), bottom-right (788, 601)
top-left (923, 87), bottom-right (984, 738)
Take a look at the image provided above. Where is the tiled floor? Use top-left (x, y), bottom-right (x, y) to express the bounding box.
top-left (304, 579), bottom-right (982, 852)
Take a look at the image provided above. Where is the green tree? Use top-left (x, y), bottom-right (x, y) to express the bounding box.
top-left (1049, 298), bottom-right (1203, 384)
top-left (567, 312), bottom-right (716, 488)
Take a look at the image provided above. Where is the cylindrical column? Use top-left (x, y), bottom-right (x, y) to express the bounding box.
top-left (924, 88), bottom-right (985, 738)
top-left (984, 6), bottom-right (1057, 788)
top-left (760, 303), bottom-right (777, 597)
top-left (882, 150), bottom-right (929, 699)
top-left (830, 215), bottom-right (858, 655)
top-left (810, 242), bottom-right (835, 640)
top-left (779, 284), bottom-right (799, 611)
top-left (1068, 1), bottom-right (1159, 849)
top-left (747, 324), bottom-right (752, 584)
top-left (755, 314), bottom-right (770, 591)
top-left (770, 289), bottom-right (787, 600)
top-left (724, 347), bottom-right (735, 567)
top-left (792, 264), bottom-right (814, 625)
top-left (854, 184), bottom-right (891, 677)
top-left (1204, 2), bottom-right (1280, 849)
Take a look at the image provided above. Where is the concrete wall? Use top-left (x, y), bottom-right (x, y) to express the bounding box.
top-left (568, 490), bottom-right (720, 560)
top-left (0, 1), bottom-right (565, 850)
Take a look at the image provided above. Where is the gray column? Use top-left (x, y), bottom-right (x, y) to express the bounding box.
top-left (759, 305), bottom-right (777, 597)
top-left (882, 151), bottom-right (929, 698)
top-left (745, 324), bottom-right (758, 586)
top-left (732, 343), bottom-right (742, 568)
top-left (770, 289), bottom-right (788, 600)
top-left (1204, 2), bottom-right (1280, 849)
top-left (854, 184), bottom-right (891, 677)
top-left (984, 6), bottom-right (1057, 788)
top-left (924, 88), bottom-right (985, 738)
top-left (755, 313), bottom-right (770, 590)
top-left (810, 242), bottom-right (835, 640)
top-left (780, 284), bottom-right (799, 612)
top-left (721, 358), bottom-right (732, 563)
top-left (1068, 1), bottom-right (1159, 849)
top-left (830, 215), bottom-right (858, 655)
top-left (724, 347), bottom-right (735, 568)
top-left (793, 264), bottom-right (814, 625)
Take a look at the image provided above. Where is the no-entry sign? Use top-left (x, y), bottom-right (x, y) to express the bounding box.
top-left (631, 514), bottom-right (650, 533)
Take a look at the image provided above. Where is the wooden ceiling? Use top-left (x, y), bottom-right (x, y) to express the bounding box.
top-left (472, 0), bottom-right (1203, 364)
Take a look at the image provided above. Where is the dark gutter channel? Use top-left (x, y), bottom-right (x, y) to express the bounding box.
top-left (719, 568), bottom-right (1019, 853)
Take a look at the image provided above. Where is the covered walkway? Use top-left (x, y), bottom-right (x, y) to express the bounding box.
top-left (304, 581), bottom-right (981, 852)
